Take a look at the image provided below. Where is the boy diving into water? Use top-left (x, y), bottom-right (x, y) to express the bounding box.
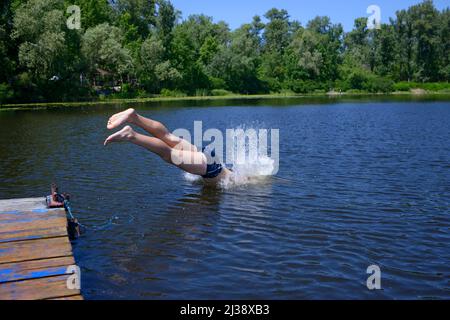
top-left (104, 108), bottom-right (232, 183)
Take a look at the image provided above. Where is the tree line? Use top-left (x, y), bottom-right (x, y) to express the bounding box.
top-left (0, 0), bottom-right (449, 104)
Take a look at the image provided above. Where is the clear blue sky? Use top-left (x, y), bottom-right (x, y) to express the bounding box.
top-left (170, 0), bottom-right (449, 31)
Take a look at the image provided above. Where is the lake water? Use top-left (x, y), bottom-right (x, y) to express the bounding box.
top-left (0, 97), bottom-right (449, 299)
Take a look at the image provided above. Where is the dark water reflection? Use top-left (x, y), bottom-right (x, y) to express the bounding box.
top-left (0, 97), bottom-right (449, 299)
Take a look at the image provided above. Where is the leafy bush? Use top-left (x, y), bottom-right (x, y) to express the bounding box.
top-left (365, 76), bottom-right (394, 93)
top-left (0, 83), bottom-right (13, 105)
top-left (287, 80), bottom-right (321, 93)
top-left (393, 82), bottom-right (450, 92)
top-left (346, 89), bottom-right (363, 94)
top-left (347, 71), bottom-right (368, 90)
top-left (111, 83), bottom-right (138, 99)
top-left (160, 88), bottom-right (187, 97)
top-left (210, 89), bottom-right (233, 96)
top-left (393, 82), bottom-right (412, 91)
top-left (420, 82), bottom-right (450, 91)
top-left (343, 71), bottom-right (394, 93)
top-left (136, 89), bottom-right (150, 98)
top-left (333, 79), bottom-right (351, 92)
top-left (279, 89), bottom-right (296, 95)
top-left (262, 77), bottom-right (282, 93)
top-left (209, 77), bottom-right (227, 90)
top-left (195, 89), bottom-right (210, 96)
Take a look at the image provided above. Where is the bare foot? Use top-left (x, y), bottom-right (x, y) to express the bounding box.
top-left (104, 126), bottom-right (135, 146)
top-left (107, 108), bottom-right (137, 130)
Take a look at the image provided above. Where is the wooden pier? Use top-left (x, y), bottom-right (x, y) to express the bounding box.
top-left (0, 197), bottom-right (82, 300)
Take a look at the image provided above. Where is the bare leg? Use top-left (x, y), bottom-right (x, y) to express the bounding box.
top-left (107, 108), bottom-right (197, 152)
top-left (104, 126), bottom-right (207, 176)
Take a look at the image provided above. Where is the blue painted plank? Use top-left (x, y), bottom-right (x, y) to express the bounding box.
top-left (0, 266), bottom-right (69, 283)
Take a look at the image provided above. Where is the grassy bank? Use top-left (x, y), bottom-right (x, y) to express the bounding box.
top-left (1, 90), bottom-right (450, 112)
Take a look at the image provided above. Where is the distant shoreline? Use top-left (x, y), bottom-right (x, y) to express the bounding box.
top-left (1, 91), bottom-right (450, 112)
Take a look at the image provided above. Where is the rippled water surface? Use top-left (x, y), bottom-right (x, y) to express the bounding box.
top-left (0, 98), bottom-right (449, 299)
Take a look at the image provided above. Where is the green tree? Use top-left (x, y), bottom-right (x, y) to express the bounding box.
top-left (116, 0), bottom-right (156, 38)
top-left (409, 0), bottom-right (441, 81)
top-left (12, 0), bottom-right (66, 79)
top-left (138, 35), bottom-right (180, 92)
top-left (438, 8), bottom-right (450, 79)
top-left (72, 0), bottom-right (113, 29)
top-left (171, 15), bottom-right (230, 93)
top-left (391, 1), bottom-right (442, 82)
top-left (344, 18), bottom-right (371, 70)
top-left (286, 29), bottom-right (323, 80)
top-left (156, 0), bottom-right (177, 52)
top-left (11, 0), bottom-right (86, 101)
top-left (82, 23), bottom-right (133, 83)
top-left (259, 8), bottom-right (291, 90)
top-left (0, 25), bottom-right (13, 83)
top-left (208, 23), bottom-right (264, 93)
top-left (263, 8), bottom-right (290, 54)
top-left (0, 3), bottom-right (15, 102)
top-left (306, 16), bottom-right (343, 81)
top-left (393, 9), bottom-right (415, 81)
top-left (372, 24), bottom-right (398, 77)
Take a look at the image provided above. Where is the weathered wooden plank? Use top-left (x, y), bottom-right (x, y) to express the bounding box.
top-left (0, 198), bottom-right (48, 213)
top-left (0, 236), bottom-right (73, 264)
top-left (0, 225), bottom-right (68, 243)
top-left (49, 294), bottom-right (83, 300)
top-left (0, 208), bottom-right (65, 223)
top-left (0, 211), bottom-right (66, 229)
top-left (0, 214), bottom-right (67, 233)
top-left (0, 203), bottom-right (67, 243)
top-left (0, 197), bottom-right (82, 300)
top-left (0, 256), bottom-right (75, 283)
top-left (0, 274), bottom-right (80, 300)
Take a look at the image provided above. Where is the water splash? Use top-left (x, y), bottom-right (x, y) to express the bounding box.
top-left (184, 122), bottom-right (278, 189)
top-left (184, 172), bottom-right (202, 183)
top-left (219, 155), bottom-right (275, 189)
top-left (183, 155), bottom-right (275, 189)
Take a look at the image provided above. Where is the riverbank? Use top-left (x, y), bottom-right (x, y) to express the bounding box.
top-left (1, 91), bottom-right (450, 111)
